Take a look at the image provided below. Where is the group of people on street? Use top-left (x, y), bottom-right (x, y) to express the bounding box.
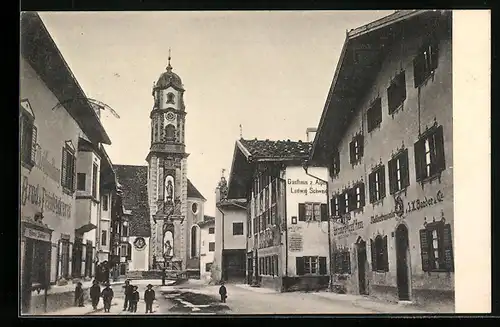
top-left (75, 279), bottom-right (156, 314)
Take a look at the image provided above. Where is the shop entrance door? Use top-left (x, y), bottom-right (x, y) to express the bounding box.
top-left (396, 224), bottom-right (411, 301)
top-left (357, 239), bottom-right (368, 295)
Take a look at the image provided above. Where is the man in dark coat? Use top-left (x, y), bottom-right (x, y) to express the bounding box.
top-left (144, 284), bottom-right (156, 314)
top-left (218, 282), bottom-right (227, 303)
top-left (102, 261), bottom-right (110, 284)
top-left (129, 286), bottom-right (140, 313)
top-left (74, 282), bottom-right (84, 307)
top-left (101, 282), bottom-right (114, 313)
top-left (122, 279), bottom-right (133, 311)
top-left (90, 280), bottom-right (101, 310)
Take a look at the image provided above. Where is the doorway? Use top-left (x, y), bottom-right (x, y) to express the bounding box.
top-left (357, 239), bottom-right (368, 295)
top-left (21, 239), bottom-right (34, 314)
top-left (395, 224), bottom-right (410, 301)
top-left (247, 254), bottom-right (253, 284)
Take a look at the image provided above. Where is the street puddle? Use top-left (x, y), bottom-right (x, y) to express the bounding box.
top-left (162, 290), bottom-right (229, 314)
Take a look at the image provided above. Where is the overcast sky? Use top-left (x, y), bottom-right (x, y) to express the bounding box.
top-left (39, 10), bottom-right (394, 216)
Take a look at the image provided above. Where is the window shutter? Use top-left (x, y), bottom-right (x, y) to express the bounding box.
top-left (358, 135), bottom-right (364, 158)
top-left (359, 183), bottom-right (366, 207)
top-left (419, 229), bottom-right (430, 272)
top-left (443, 224), bottom-right (454, 272)
top-left (330, 197), bottom-right (336, 217)
top-left (413, 54), bottom-right (424, 88)
top-left (298, 203), bottom-right (306, 221)
top-left (414, 139), bottom-right (426, 182)
top-left (388, 159), bottom-right (396, 194)
top-left (31, 125), bottom-right (37, 164)
top-left (338, 193), bottom-right (346, 214)
top-left (296, 257), bottom-right (304, 276)
top-left (368, 172), bottom-right (376, 203)
top-left (379, 168), bottom-right (386, 199)
top-left (434, 125), bottom-right (446, 173)
top-left (382, 235), bottom-right (389, 272)
top-left (401, 150), bottom-right (410, 188)
top-left (370, 239), bottom-right (377, 271)
top-left (349, 141), bottom-right (355, 165)
top-left (61, 148), bottom-right (67, 187)
top-left (320, 203), bottom-right (328, 221)
top-left (71, 154), bottom-right (76, 192)
top-left (348, 188), bottom-right (356, 211)
top-left (319, 257), bottom-right (327, 275)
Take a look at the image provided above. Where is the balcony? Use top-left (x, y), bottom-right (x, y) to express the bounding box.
top-left (75, 196), bottom-right (99, 234)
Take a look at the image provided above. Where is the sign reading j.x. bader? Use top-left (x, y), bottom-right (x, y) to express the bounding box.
top-left (21, 175), bottom-right (72, 219)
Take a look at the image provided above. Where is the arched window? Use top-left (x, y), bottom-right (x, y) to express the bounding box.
top-left (165, 125), bottom-right (176, 142)
top-left (191, 225), bottom-right (199, 258)
top-left (166, 92), bottom-right (175, 104)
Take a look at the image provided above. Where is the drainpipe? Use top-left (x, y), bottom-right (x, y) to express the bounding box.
top-left (216, 204), bottom-right (225, 282)
top-left (303, 163), bottom-right (333, 292)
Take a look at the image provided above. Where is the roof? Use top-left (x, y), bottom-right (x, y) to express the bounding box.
top-left (113, 164), bottom-right (151, 237)
top-left (154, 64), bottom-right (184, 91)
top-left (310, 10), bottom-right (450, 162)
top-left (20, 12), bottom-right (111, 145)
top-left (227, 138), bottom-right (311, 199)
top-left (187, 179), bottom-right (206, 201)
top-left (198, 215), bottom-right (215, 228)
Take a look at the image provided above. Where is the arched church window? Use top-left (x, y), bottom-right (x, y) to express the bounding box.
top-left (191, 225), bottom-right (199, 258)
top-left (165, 125), bottom-right (176, 142)
top-left (166, 92), bottom-right (175, 104)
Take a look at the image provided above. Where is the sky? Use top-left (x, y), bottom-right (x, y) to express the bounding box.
top-left (39, 10), bottom-right (394, 216)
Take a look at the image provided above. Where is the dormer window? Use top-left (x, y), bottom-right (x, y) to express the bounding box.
top-left (166, 92), bottom-right (175, 104)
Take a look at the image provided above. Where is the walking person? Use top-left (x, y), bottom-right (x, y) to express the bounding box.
top-left (129, 286), bottom-right (140, 313)
top-left (101, 282), bottom-right (114, 313)
top-left (218, 282), bottom-right (227, 303)
top-left (122, 279), bottom-right (133, 311)
top-left (144, 284), bottom-right (156, 314)
top-left (90, 280), bottom-right (101, 310)
top-left (74, 282), bottom-right (84, 307)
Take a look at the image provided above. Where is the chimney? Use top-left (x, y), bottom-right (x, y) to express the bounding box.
top-left (306, 128), bottom-right (317, 142)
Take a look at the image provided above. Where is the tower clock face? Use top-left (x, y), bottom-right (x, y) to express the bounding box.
top-left (166, 112), bottom-right (175, 121)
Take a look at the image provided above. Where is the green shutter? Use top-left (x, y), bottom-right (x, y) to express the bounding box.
top-left (338, 193), bottom-right (346, 214)
top-left (434, 125), bottom-right (446, 173)
top-left (61, 147), bottom-right (67, 187)
top-left (382, 235), bottom-right (389, 272)
top-left (349, 141), bottom-right (355, 165)
top-left (388, 158), bottom-right (396, 194)
top-left (419, 229), bottom-right (430, 272)
top-left (329, 197), bottom-right (336, 217)
top-left (380, 168), bottom-right (386, 199)
top-left (71, 154), bottom-right (76, 192)
top-left (370, 239), bottom-right (377, 271)
top-left (298, 203), bottom-right (306, 221)
top-left (401, 150), bottom-right (410, 188)
top-left (296, 257), bottom-right (304, 276)
top-left (358, 135), bottom-right (364, 158)
top-left (443, 224), bottom-right (454, 272)
top-left (368, 172), bottom-right (376, 203)
top-left (320, 203), bottom-right (328, 221)
top-left (319, 257), bottom-right (327, 275)
top-left (359, 183), bottom-right (366, 207)
top-left (31, 125), bottom-right (37, 164)
top-left (414, 139), bottom-right (426, 182)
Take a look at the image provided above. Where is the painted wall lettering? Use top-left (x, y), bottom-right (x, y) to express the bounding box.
top-left (370, 212), bottom-right (396, 224)
top-left (21, 175), bottom-right (72, 219)
top-left (405, 190), bottom-right (444, 214)
top-left (33, 145), bottom-right (61, 183)
top-left (289, 233), bottom-right (303, 252)
top-left (333, 219), bottom-right (364, 236)
top-left (288, 178), bottom-right (327, 195)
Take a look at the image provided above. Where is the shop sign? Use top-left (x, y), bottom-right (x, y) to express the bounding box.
top-left (21, 175), bottom-right (72, 219)
top-left (333, 219), bottom-right (364, 236)
top-left (370, 212), bottom-right (396, 224)
top-left (396, 190), bottom-right (445, 216)
top-left (289, 233), bottom-right (303, 252)
top-left (287, 178), bottom-right (327, 196)
top-left (24, 227), bottom-right (51, 242)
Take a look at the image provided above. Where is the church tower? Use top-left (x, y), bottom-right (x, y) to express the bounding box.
top-left (146, 52), bottom-right (189, 271)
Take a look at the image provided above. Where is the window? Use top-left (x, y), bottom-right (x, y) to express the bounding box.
top-left (367, 98), bottom-right (382, 132)
top-left (60, 238), bottom-right (70, 279)
top-left (388, 71), bottom-right (407, 114)
top-left (330, 149), bottom-right (340, 178)
top-left (20, 107), bottom-right (37, 168)
top-left (191, 226), bottom-right (198, 258)
top-left (333, 250), bottom-right (351, 274)
top-left (348, 183), bottom-right (365, 211)
top-left (369, 166), bottom-right (386, 203)
top-left (205, 263), bottom-right (212, 272)
top-left (92, 163), bottom-right (98, 198)
top-left (209, 227), bottom-right (215, 234)
top-left (420, 222), bottom-right (454, 272)
top-left (77, 173), bottom-right (86, 191)
top-left (330, 195), bottom-right (340, 217)
top-left (208, 242), bottom-right (215, 252)
top-left (61, 143), bottom-right (76, 192)
top-left (101, 230), bottom-right (107, 246)
top-left (126, 243), bottom-right (132, 260)
top-left (232, 222), bottom-right (244, 235)
top-left (123, 224), bottom-right (128, 237)
top-left (165, 125), bottom-right (176, 142)
top-left (371, 235), bottom-right (389, 272)
top-left (102, 195), bottom-right (109, 211)
top-left (298, 203), bottom-right (328, 222)
top-left (413, 41), bottom-right (439, 88)
top-left (388, 149), bottom-right (410, 194)
top-left (121, 244), bottom-right (128, 257)
top-left (296, 256), bottom-right (327, 276)
top-left (414, 125), bottom-right (446, 182)
top-left (349, 134), bottom-right (364, 165)
top-left (166, 92), bottom-right (175, 104)
top-left (192, 203), bottom-right (198, 214)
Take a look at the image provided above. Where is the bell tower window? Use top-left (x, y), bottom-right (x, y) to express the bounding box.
top-left (166, 92), bottom-right (175, 104)
top-left (165, 125), bottom-right (176, 142)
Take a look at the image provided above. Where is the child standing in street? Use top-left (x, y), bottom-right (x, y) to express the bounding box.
top-left (74, 282), bottom-right (84, 307)
top-left (218, 282), bottom-right (227, 303)
top-left (101, 282), bottom-right (114, 313)
top-left (129, 286), bottom-right (140, 313)
top-left (89, 280), bottom-right (101, 310)
top-left (144, 284), bottom-right (156, 314)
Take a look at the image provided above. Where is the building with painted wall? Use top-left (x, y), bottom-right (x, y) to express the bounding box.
top-left (309, 10), bottom-right (453, 307)
top-left (199, 216), bottom-right (215, 282)
top-left (227, 139), bottom-right (330, 291)
top-left (20, 12), bottom-right (111, 314)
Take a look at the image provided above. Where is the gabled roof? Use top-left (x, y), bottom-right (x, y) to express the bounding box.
top-left (21, 12), bottom-right (111, 145)
top-left (310, 10), bottom-right (450, 162)
top-left (187, 179), bottom-right (206, 201)
top-left (113, 164), bottom-right (151, 237)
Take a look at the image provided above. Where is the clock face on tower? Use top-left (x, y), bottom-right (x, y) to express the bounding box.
top-left (166, 112), bottom-right (175, 122)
